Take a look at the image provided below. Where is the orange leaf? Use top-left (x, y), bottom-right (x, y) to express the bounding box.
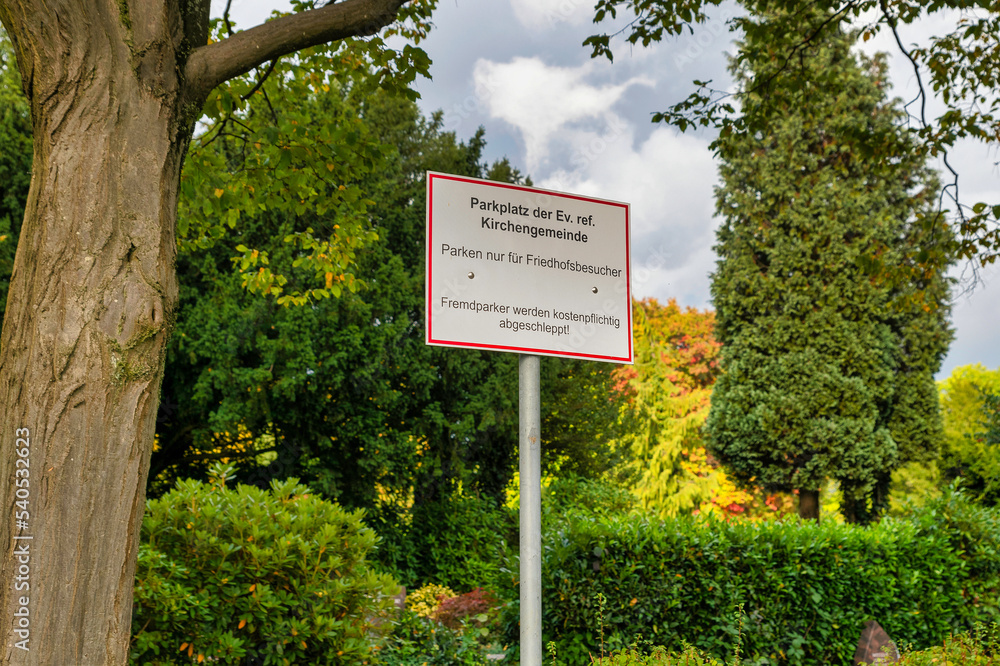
top-left (179, 643), bottom-right (188, 652)
top-left (238, 619), bottom-right (247, 629)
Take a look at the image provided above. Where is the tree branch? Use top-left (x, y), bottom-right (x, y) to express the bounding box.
top-left (222, 0), bottom-right (236, 37)
top-left (241, 57), bottom-right (279, 101)
top-left (183, 0), bottom-right (409, 107)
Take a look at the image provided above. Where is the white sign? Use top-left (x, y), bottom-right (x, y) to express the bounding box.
top-left (426, 171), bottom-right (633, 363)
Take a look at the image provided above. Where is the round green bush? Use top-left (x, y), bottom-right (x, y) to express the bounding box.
top-left (130, 464), bottom-right (399, 665)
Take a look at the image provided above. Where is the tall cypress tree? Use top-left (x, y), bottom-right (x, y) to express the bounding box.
top-left (706, 4), bottom-right (953, 522)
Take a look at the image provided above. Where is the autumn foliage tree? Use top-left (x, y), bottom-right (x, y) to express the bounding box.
top-left (611, 298), bottom-right (725, 516)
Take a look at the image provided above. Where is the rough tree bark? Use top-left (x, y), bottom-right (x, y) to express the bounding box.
top-left (0, 0), bottom-right (409, 663)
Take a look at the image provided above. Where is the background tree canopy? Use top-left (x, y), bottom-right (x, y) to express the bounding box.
top-left (156, 87), bottom-right (523, 506)
top-left (153, 71), bottom-right (628, 531)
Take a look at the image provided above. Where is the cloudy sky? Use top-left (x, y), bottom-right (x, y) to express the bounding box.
top-left (221, 0), bottom-right (999, 379)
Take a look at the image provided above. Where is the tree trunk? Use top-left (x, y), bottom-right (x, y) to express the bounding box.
top-left (0, 4), bottom-right (187, 663)
top-left (0, 0), bottom-right (409, 661)
top-left (798, 488), bottom-right (820, 521)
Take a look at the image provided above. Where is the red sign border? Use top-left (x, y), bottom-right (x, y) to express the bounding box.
top-left (426, 171), bottom-right (633, 364)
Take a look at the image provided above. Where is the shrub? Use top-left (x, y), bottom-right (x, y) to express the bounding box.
top-left (434, 587), bottom-right (498, 630)
top-left (130, 464), bottom-right (398, 665)
top-left (373, 610), bottom-right (491, 665)
top-left (407, 583), bottom-right (456, 619)
top-left (522, 488), bottom-right (1000, 665)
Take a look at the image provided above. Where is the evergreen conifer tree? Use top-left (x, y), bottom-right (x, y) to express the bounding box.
top-left (706, 4), bottom-right (953, 522)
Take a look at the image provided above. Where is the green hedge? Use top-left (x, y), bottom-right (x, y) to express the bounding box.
top-left (528, 490), bottom-right (1000, 665)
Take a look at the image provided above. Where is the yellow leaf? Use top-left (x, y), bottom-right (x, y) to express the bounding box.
top-left (214, 189), bottom-right (224, 198)
top-left (198, 655), bottom-right (205, 663)
top-left (301, 641), bottom-right (307, 650)
top-left (325, 272), bottom-right (334, 289)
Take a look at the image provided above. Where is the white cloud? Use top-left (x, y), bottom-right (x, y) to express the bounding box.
top-left (473, 57), bottom-right (653, 171)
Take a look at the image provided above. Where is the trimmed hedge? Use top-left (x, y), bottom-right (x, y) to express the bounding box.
top-left (530, 490), bottom-right (1000, 665)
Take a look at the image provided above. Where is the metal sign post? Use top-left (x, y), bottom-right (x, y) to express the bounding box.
top-left (519, 354), bottom-right (542, 666)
